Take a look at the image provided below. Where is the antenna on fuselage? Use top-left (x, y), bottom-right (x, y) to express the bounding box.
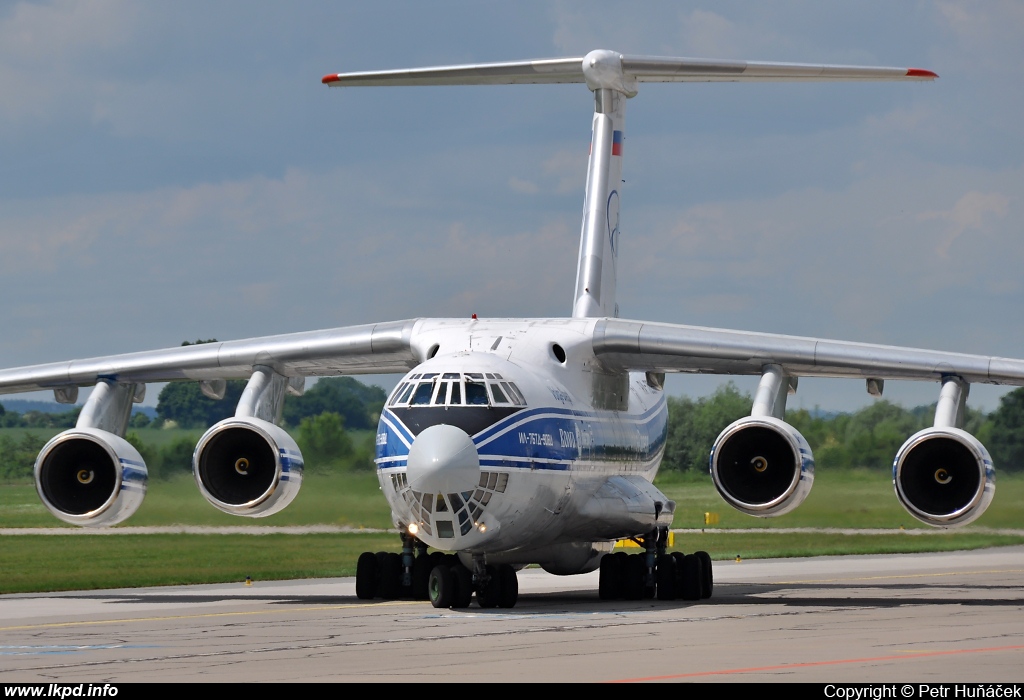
top-left (322, 52), bottom-right (936, 319)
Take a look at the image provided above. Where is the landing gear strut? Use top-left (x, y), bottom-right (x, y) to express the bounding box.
top-left (355, 537), bottom-right (519, 609)
top-left (598, 528), bottom-right (712, 602)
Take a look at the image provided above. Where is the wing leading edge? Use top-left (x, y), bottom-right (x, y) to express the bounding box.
top-left (0, 320), bottom-right (420, 396)
top-left (592, 319), bottom-right (1024, 386)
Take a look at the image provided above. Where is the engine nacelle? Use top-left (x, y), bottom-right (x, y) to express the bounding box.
top-left (710, 416), bottom-right (814, 517)
top-left (194, 417), bottom-right (303, 517)
top-left (893, 427), bottom-right (994, 527)
top-left (34, 428), bottom-right (147, 527)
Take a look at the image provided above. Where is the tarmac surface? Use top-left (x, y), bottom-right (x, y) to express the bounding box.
top-left (1, 546), bottom-right (1023, 683)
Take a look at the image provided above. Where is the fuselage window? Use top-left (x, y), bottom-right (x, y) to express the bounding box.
top-left (465, 382), bottom-right (488, 405)
top-left (410, 382), bottom-right (434, 405)
top-left (436, 494), bottom-right (448, 512)
top-left (442, 372), bottom-right (459, 379)
top-left (450, 382), bottom-right (462, 405)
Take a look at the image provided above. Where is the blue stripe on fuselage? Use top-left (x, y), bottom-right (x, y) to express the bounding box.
top-left (375, 396), bottom-right (667, 470)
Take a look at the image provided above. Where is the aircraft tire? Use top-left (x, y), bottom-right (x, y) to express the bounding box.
top-left (411, 553), bottom-right (432, 600)
top-left (598, 553), bottom-right (620, 600)
top-left (476, 565), bottom-right (501, 609)
top-left (428, 565), bottom-right (454, 608)
top-left (671, 551), bottom-right (686, 592)
top-left (378, 552), bottom-right (402, 599)
top-left (680, 554), bottom-right (703, 601)
top-left (655, 553), bottom-right (677, 601)
top-left (497, 564), bottom-right (518, 608)
top-left (452, 564), bottom-right (473, 608)
top-left (624, 553), bottom-right (645, 600)
top-left (695, 550), bottom-right (713, 599)
top-left (355, 551), bottom-right (378, 600)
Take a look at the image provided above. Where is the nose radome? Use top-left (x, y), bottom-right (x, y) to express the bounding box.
top-left (406, 424), bottom-right (480, 495)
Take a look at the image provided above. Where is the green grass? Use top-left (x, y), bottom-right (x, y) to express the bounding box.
top-left (0, 470), bottom-right (393, 529)
top-left (0, 533), bottom-right (399, 594)
top-left (657, 531), bottom-right (1024, 560)
top-left (0, 426), bottom-right (205, 447)
top-left (656, 468), bottom-right (1024, 530)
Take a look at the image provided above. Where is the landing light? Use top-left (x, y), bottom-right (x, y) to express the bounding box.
top-left (477, 523), bottom-right (487, 533)
top-left (408, 523), bottom-right (420, 535)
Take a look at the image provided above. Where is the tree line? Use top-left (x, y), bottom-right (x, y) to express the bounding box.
top-left (664, 384), bottom-right (1024, 473)
top-left (0, 376), bottom-right (385, 481)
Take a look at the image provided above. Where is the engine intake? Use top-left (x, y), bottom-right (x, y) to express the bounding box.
top-left (710, 416), bottom-right (814, 517)
top-left (34, 428), bottom-right (147, 527)
top-left (194, 417), bottom-right (303, 517)
top-left (893, 427), bottom-right (994, 527)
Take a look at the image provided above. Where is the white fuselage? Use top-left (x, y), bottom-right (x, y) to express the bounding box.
top-left (374, 318), bottom-right (669, 573)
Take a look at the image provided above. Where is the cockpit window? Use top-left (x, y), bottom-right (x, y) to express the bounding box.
top-left (388, 372), bottom-right (527, 408)
top-left (410, 382), bottom-right (434, 405)
top-left (396, 383), bottom-right (414, 404)
top-left (501, 381), bottom-right (525, 406)
top-left (433, 382), bottom-right (448, 405)
top-left (465, 382), bottom-right (489, 405)
top-left (489, 383), bottom-right (509, 404)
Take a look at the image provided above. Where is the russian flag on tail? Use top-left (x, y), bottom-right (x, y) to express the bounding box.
top-left (612, 130), bottom-right (623, 156)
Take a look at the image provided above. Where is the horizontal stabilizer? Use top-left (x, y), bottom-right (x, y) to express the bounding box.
top-left (323, 51), bottom-right (936, 89)
top-left (322, 57), bottom-right (585, 87)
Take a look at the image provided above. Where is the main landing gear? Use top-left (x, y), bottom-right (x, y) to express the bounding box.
top-left (598, 528), bottom-right (713, 602)
top-left (355, 534), bottom-right (519, 609)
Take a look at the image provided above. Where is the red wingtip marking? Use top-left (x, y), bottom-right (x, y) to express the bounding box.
top-left (321, 74), bottom-right (339, 85)
top-left (906, 68), bottom-right (938, 79)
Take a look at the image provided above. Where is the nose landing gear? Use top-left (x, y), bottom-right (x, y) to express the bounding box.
top-left (354, 534), bottom-right (520, 609)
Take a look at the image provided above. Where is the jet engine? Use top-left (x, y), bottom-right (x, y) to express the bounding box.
top-left (710, 416), bottom-right (814, 517)
top-left (893, 427), bottom-right (994, 527)
top-left (193, 417), bottom-right (303, 517)
top-left (34, 428), bottom-right (147, 527)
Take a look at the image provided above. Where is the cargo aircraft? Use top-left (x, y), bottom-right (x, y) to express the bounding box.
top-left (2, 51), bottom-right (1022, 609)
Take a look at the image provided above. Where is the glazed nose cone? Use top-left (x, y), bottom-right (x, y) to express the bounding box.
top-left (406, 424), bottom-right (480, 494)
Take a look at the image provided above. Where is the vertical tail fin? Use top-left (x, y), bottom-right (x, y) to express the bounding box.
top-left (572, 51), bottom-right (631, 318)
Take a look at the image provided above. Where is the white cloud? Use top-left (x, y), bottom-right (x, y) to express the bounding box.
top-left (0, 0), bottom-right (139, 122)
top-left (508, 177), bottom-right (539, 194)
top-left (937, 1), bottom-right (1024, 50)
top-left (920, 191), bottom-right (1010, 258)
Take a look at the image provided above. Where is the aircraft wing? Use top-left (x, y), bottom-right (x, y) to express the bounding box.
top-left (0, 320), bottom-right (420, 396)
top-left (592, 319), bottom-right (1024, 386)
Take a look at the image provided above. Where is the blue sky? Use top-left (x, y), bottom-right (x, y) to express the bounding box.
top-left (1, 1), bottom-right (1021, 412)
